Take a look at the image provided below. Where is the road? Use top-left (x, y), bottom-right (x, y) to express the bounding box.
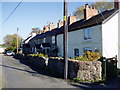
top-left (1, 54), bottom-right (120, 89)
top-left (1, 54), bottom-right (76, 88)
top-left (0, 54), bottom-right (2, 89)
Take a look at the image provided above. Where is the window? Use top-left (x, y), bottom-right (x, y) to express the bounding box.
top-left (74, 48), bottom-right (79, 57)
top-left (84, 28), bottom-right (91, 40)
top-left (52, 36), bottom-right (55, 43)
top-left (83, 47), bottom-right (92, 52)
top-left (43, 38), bottom-right (46, 43)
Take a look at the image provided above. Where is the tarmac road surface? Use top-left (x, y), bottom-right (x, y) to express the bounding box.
top-left (1, 54), bottom-right (76, 88)
top-left (1, 54), bottom-right (120, 89)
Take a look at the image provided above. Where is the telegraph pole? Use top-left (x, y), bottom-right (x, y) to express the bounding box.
top-left (17, 27), bottom-right (19, 54)
top-left (63, 0), bottom-right (68, 79)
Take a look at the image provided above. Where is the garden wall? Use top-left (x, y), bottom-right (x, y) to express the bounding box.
top-left (48, 58), bottom-right (102, 82)
top-left (15, 54), bottom-right (102, 82)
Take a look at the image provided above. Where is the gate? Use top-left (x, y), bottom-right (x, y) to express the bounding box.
top-left (101, 56), bottom-right (117, 81)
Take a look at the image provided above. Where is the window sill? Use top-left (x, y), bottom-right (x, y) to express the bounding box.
top-left (83, 39), bottom-right (92, 43)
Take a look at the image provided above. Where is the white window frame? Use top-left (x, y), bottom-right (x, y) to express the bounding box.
top-left (84, 28), bottom-right (91, 40)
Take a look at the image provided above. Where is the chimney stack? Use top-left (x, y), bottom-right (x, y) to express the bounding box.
top-left (49, 22), bottom-right (55, 31)
top-left (68, 14), bottom-right (77, 25)
top-left (43, 25), bottom-right (49, 33)
top-left (84, 4), bottom-right (98, 19)
top-left (57, 20), bottom-right (63, 28)
top-left (85, 4), bottom-right (89, 8)
top-left (114, 0), bottom-right (120, 9)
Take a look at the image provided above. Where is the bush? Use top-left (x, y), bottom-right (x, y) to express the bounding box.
top-left (29, 53), bottom-right (48, 58)
top-left (84, 51), bottom-right (101, 61)
top-left (6, 46), bottom-right (15, 52)
top-left (51, 57), bottom-right (63, 59)
top-left (117, 69), bottom-right (120, 75)
top-left (73, 51), bottom-right (101, 61)
top-left (75, 56), bottom-right (88, 61)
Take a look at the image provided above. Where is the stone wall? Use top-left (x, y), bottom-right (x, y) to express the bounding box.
top-left (15, 54), bottom-right (102, 82)
top-left (48, 58), bottom-right (64, 77)
top-left (15, 54), bottom-right (46, 69)
top-left (48, 58), bottom-right (102, 82)
top-left (77, 61), bottom-right (102, 82)
top-left (26, 56), bottom-right (47, 69)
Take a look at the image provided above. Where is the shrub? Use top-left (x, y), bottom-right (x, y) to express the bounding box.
top-left (73, 51), bottom-right (101, 61)
top-left (29, 53), bottom-right (48, 58)
top-left (117, 69), bottom-right (120, 75)
top-left (37, 53), bottom-right (44, 57)
top-left (50, 57), bottom-right (63, 59)
top-left (75, 56), bottom-right (88, 61)
top-left (29, 54), bottom-right (35, 57)
top-left (83, 51), bottom-right (101, 61)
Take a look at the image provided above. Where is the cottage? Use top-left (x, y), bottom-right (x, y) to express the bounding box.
top-left (24, 1), bottom-right (120, 68)
top-left (57, 4), bottom-right (119, 58)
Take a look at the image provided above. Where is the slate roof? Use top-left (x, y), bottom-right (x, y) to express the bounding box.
top-left (35, 43), bottom-right (51, 48)
top-left (23, 36), bottom-right (32, 43)
top-left (31, 9), bottom-right (118, 41)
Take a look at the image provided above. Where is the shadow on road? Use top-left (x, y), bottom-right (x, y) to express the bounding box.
top-left (69, 82), bottom-right (107, 89)
top-left (2, 55), bottom-right (119, 89)
top-left (0, 64), bottom-right (38, 74)
top-left (69, 78), bottom-right (120, 89)
top-left (18, 59), bottom-right (61, 78)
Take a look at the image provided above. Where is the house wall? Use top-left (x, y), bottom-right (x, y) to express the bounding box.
top-left (57, 34), bottom-right (63, 57)
top-left (57, 25), bottom-right (102, 58)
top-left (102, 12), bottom-right (119, 68)
top-left (45, 36), bottom-right (52, 44)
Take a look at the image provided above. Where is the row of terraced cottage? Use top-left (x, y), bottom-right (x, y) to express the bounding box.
top-left (22, 1), bottom-right (120, 69)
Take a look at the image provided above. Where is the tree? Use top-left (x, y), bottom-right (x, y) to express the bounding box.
top-left (73, 1), bottom-right (113, 19)
top-left (3, 34), bottom-right (23, 51)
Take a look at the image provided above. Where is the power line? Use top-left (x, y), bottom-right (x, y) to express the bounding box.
top-left (2, 0), bottom-right (23, 25)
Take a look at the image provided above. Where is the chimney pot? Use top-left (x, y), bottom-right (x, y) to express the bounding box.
top-left (58, 20), bottom-right (61, 23)
top-left (90, 6), bottom-right (92, 9)
top-left (43, 25), bottom-right (49, 32)
top-left (49, 22), bottom-right (55, 31)
top-left (85, 4), bottom-right (89, 9)
top-left (114, 0), bottom-right (120, 9)
top-left (58, 20), bottom-right (63, 28)
top-left (93, 7), bottom-right (95, 9)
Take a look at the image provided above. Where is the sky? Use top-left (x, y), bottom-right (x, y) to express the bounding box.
top-left (1, 1), bottom-right (88, 44)
top-left (0, 0), bottom-right (113, 44)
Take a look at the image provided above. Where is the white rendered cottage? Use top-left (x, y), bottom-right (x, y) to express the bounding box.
top-left (57, 3), bottom-right (119, 68)
top-left (26, 1), bottom-right (119, 68)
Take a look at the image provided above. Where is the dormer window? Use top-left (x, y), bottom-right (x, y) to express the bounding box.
top-left (84, 28), bottom-right (91, 40)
